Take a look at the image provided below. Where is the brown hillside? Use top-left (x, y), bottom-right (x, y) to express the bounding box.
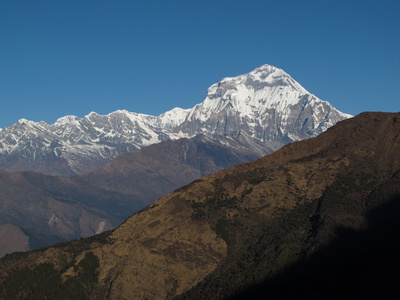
top-left (0, 112), bottom-right (399, 300)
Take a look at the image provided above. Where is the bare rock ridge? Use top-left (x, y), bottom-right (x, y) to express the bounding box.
top-left (0, 64), bottom-right (350, 176)
top-left (0, 112), bottom-right (399, 299)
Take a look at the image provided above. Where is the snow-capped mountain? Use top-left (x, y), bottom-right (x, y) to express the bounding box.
top-left (0, 64), bottom-right (351, 176)
top-left (0, 110), bottom-right (189, 175)
top-left (176, 64), bottom-right (351, 144)
top-left (0, 111), bottom-right (179, 175)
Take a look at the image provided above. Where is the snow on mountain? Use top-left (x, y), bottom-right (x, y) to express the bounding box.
top-left (177, 64), bottom-right (351, 144)
top-left (157, 107), bottom-right (191, 130)
top-left (0, 109), bottom-right (190, 175)
top-left (0, 64), bottom-right (352, 175)
top-left (188, 65), bottom-right (308, 122)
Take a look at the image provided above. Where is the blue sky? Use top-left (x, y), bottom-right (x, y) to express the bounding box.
top-left (1, 0), bottom-right (399, 128)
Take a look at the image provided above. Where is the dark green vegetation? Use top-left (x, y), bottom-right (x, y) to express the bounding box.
top-left (0, 251), bottom-right (99, 300)
top-left (0, 231), bottom-right (112, 300)
top-left (178, 167), bottom-right (400, 299)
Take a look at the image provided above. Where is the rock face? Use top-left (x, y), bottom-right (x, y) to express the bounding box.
top-left (0, 112), bottom-right (398, 300)
top-left (0, 64), bottom-right (350, 176)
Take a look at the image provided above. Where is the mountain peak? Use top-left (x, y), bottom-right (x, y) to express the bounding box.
top-left (0, 64), bottom-right (351, 175)
top-left (181, 64), bottom-right (349, 143)
top-left (17, 118), bottom-right (34, 125)
top-left (205, 64), bottom-right (308, 107)
top-left (247, 63), bottom-right (284, 79)
top-left (1, 112), bottom-right (398, 299)
top-left (158, 107), bottom-right (191, 130)
top-left (54, 115), bottom-right (81, 126)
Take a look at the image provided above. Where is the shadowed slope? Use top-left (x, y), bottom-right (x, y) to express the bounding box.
top-left (0, 112), bottom-right (399, 300)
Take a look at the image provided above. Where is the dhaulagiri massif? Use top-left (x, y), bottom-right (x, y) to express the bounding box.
top-left (0, 64), bottom-right (350, 176)
top-left (0, 64), bottom-right (351, 256)
top-left (1, 112), bottom-right (399, 299)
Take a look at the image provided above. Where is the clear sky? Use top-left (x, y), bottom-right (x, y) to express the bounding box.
top-left (1, 0), bottom-right (399, 129)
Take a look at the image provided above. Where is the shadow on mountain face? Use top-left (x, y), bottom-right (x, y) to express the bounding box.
top-left (230, 194), bottom-right (400, 300)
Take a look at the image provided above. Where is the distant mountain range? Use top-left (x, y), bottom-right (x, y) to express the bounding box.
top-left (1, 112), bottom-right (399, 300)
top-left (0, 134), bottom-right (263, 257)
top-left (0, 64), bottom-right (351, 176)
top-left (0, 64), bottom-right (351, 257)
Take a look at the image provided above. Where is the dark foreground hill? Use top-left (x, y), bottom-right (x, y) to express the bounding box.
top-left (0, 112), bottom-right (399, 299)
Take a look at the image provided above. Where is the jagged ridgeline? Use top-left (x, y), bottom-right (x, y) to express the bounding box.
top-left (0, 64), bottom-right (350, 176)
top-left (1, 112), bottom-right (399, 299)
top-left (0, 64), bottom-right (351, 257)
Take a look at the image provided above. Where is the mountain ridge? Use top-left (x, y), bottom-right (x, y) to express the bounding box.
top-left (0, 112), bottom-right (398, 300)
top-left (0, 64), bottom-right (350, 176)
top-left (0, 132), bottom-right (267, 257)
